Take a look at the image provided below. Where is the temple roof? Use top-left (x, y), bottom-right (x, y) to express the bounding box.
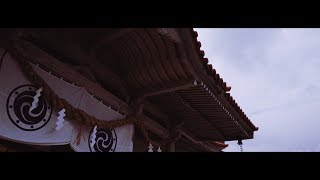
top-left (9, 28), bottom-right (258, 143)
top-left (191, 29), bottom-right (258, 131)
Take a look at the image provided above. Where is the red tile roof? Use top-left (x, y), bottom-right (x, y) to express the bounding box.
top-left (192, 30), bottom-right (232, 92)
top-left (191, 29), bottom-right (258, 131)
top-left (225, 93), bottom-right (258, 131)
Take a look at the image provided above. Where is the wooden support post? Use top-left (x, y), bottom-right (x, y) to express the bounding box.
top-left (165, 121), bottom-right (183, 152)
top-left (168, 141), bottom-right (175, 152)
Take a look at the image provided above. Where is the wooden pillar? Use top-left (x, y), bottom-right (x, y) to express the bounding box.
top-left (166, 126), bottom-right (182, 152)
top-left (167, 141), bottom-right (176, 152)
top-left (133, 126), bottom-right (149, 152)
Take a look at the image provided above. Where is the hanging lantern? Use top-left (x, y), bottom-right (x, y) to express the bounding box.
top-left (237, 139), bottom-right (243, 152)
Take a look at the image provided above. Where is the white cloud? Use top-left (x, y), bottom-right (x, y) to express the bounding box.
top-left (196, 28), bottom-right (320, 152)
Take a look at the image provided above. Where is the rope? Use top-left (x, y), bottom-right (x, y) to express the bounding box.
top-left (0, 143), bottom-right (16, 152)
top-left (10, 38), bottom-right (155, 146)
top-left (0, 144), bottom-right (8, 152)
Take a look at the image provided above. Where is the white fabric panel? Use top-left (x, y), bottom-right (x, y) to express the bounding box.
top-left (0, 53), bottom-right (79, 145)
top-left (70, 90), bottom-right (134, 152)
top-left (0, 51), bottom-right (134, 151)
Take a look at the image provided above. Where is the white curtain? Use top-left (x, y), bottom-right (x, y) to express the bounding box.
top-left (0, 49), bottom-right (134, 151)
top-left (0, 51), bottom-right (76, 145)
top-left (70, 90), bottom-right (134, 152)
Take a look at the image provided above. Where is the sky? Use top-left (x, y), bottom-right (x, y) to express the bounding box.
top-left (196, 28), bottom-right (320, 152)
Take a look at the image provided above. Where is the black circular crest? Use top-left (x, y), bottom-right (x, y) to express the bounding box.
top-left (88, 128), bottom-right (117, 152)
top-left (6, 85), bottom-right (52, 131)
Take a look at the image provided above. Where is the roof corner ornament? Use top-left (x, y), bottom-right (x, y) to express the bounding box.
top-left (237, 139), bottom-right (243, 152)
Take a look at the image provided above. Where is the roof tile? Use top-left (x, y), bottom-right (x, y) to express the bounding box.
top-left (192, 28), bottom-right (258, 131)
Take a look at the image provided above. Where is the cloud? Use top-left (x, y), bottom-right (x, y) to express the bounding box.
top-left (196, 28), bottom-right (320, 152)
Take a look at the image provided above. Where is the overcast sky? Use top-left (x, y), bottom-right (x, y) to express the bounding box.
top-left (196, 28), bottom-right (320, 152)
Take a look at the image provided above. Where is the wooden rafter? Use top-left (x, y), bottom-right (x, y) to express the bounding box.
top-left (140, 80), bottom-right (197, 98)
top-left (173, 92), bottom-right (226, 140)
top-left (89, 28), bottom-right (135, 56)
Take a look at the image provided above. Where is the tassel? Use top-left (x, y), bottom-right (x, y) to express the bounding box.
top-left (148, 143), bottom-right (153, 152)
top-left (73, 125), bottom-right (83, 145)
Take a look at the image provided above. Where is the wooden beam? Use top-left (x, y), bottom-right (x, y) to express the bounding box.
top-left (143, 100), bottom-right (170, 127)
top-left (174, 92), bottom-right (226, 140)
top-left (141, 80), bottom-right (197, 98)
top-left (15, 39), bottom-right (133, 114)
top-left (91, 63), bottom-right (130, 103)
top-left (178, 128), bottom-right (218, 152)
top-left (139, 114), bottom-right (169, 139)
top-left (22, 29), bottom-right (130, 103)
top-left (178, 128), bottom-right (198, 144)
top-left (90, 28), bottom-right (135, 56)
